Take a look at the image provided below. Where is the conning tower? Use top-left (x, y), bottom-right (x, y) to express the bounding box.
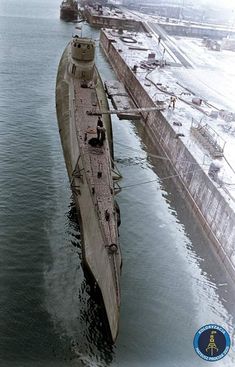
top-left (68, 36), bottom-right (95, 81)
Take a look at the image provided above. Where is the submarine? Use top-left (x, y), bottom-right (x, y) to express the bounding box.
top-left (56, 35), bottom-right (122, 341)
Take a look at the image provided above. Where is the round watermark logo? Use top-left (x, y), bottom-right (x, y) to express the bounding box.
top-left (193, 324), bottom-right (231, 361)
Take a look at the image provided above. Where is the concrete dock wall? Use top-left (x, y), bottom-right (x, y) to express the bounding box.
top-left (158, 23), bottom-right (233, 39)
top-left (100, 30), bottom-right (235, 277)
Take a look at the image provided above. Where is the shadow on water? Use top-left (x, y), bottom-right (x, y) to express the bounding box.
top-left (66, 203), bottom-right (114, 366)
top-left (76, 277), bottom-right (114, 365)
top-left (67, 202), bottom-right (82, 250)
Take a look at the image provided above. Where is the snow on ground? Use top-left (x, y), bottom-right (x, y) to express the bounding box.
top-left (168, 36), bottom-right (235, 186)
top-left (105, 29), bottom-right (235, 204)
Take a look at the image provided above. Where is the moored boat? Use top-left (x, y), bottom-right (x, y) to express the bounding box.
top-left (55, 35), bottom-right (122, 342)
top-left (60, 0), bottom-right (78, 20)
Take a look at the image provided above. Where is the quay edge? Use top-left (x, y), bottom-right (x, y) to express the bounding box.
top-left (100, 28), bottom-right (235, 279)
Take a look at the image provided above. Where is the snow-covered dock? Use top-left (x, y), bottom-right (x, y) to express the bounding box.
top-left (100, 27), bottom-right (235, 278)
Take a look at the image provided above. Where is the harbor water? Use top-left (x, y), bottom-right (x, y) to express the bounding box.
top-left (0, 1), bottom-right (234, 366)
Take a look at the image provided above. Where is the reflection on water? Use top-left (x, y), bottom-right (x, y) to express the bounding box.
top-left (137, 121), bottom-right (235, 319)
top-left (112, 121), bottom-right (235, 366)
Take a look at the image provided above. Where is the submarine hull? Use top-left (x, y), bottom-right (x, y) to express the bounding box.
top-left (56, 42), bottom-right (121, 342)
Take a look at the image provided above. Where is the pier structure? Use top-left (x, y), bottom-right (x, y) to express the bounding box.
top-left (82, 5), bottom-right (143, 31)
top-left (82, 3), bottom-right (235, 39)
top-left (146, 19), bottom-right (235, 39)
top-left (100, 27), bottom-right (235, 278)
